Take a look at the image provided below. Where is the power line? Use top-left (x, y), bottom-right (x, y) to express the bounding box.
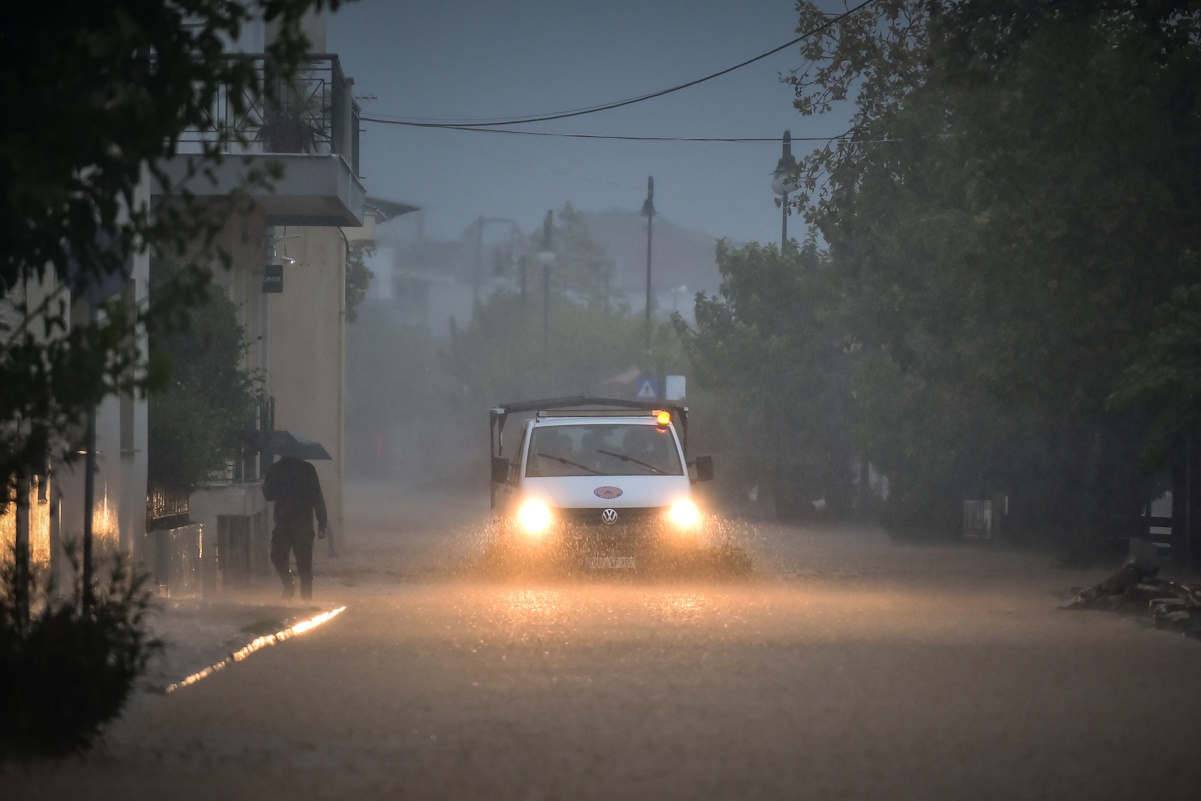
top-left (359, 0), bottom-right (875, 129)
top-left (358, 123), bottom-right (927, 147)
top-left (359, 124), bottom-right (854, 143)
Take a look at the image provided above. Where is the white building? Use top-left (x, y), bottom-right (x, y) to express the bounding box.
top-left (152, 10), bottom-right (365, 592)
top-left (1, 9), bottom-right (368, 596)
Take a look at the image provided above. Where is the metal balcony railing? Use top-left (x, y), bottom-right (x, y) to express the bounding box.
top-left (147, 486), bottom-right (190, 532)
top-left (180, 55), bottom-right (360, 176)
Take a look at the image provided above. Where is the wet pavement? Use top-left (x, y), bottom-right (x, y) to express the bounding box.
top-left (137, 598), bottom-right (331, 695)
top-left (5, 481), bottom-right (1201, 800)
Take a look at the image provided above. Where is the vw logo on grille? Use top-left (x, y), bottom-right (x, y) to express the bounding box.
top-left (600, 508), bottom-right (619, 525)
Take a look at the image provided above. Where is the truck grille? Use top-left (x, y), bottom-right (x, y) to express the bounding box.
top-left (557, 507), bottom-right (665, 527)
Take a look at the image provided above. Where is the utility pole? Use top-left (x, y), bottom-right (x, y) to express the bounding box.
top-left (83, 402), bottom-right (97, 610)
top-left (472, 215), bottom-right (484, 302)
top-left (641, 176), bottom-right (655, 353)
top-left (540, 210), bottom-right (554, 357)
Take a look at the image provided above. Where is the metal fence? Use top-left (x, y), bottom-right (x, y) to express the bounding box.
top-left (180, 55), bottom-right (360, 175)
top-left (146, 486), bottom-right (190, 532)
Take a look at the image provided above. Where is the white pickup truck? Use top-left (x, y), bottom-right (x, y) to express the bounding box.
top-left (489, 397), bottom-right (714, 568)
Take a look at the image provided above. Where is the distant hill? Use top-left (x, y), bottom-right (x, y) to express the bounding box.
top-left (584, 209), bottom-right (726, 299)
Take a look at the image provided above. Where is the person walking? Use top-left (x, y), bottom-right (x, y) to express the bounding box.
top-left (262, 454), bottom-right (329, 600)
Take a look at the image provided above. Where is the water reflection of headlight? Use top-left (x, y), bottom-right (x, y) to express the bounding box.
top-left (517, 499), bottom-right (553, 536)
top-left (667, 499), bottom-right (701, 529)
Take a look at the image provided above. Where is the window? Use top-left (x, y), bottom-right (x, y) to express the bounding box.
top-left (526, 424), bottom-right (682, 477)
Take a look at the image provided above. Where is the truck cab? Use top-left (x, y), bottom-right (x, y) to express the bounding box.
top-left (489, 397), bottom-right (714, 564)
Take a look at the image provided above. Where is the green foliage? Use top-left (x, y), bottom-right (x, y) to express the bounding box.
top-left (1111, 256), bottom-right (1201, 466)
top-left (446, 293), bottom-right (653, 406)
top-left (439, 292), bottom-right (683, 489)
top-left (0, 544), bottom-right (162, 758)
top-left (347, 205), bottom-right (685, 485)
top-left (1, 0), bottom-right (343, 510)
top-left (770, 0), bottom-right (1201, 543)
top-left (677, 234), bottom-right (856, 518)
top-left (547, 203), bottom-right (620, 308)
top-left (446, 203), bottom-right (677, 408)
top-left (257, 82), bottom-right (328, 154)
top-left (345, 241), bottom-right (376, 323)
top-left (147, 256), bottom-right (262, 494)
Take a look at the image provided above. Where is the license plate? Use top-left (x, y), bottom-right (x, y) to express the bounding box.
top-left (586, 556), bottom-right (636, 569)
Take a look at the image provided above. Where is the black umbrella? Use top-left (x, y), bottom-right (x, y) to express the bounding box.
top-left (258, 430), bottom-right (332, 460)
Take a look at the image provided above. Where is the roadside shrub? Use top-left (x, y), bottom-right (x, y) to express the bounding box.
top-left (0, 544), bottom-right (162, 759)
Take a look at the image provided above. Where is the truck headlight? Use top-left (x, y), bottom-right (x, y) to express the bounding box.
top-left (667, 499), bottom-right (701, 529)
top-left (517, 499), bottom-right (553, 536)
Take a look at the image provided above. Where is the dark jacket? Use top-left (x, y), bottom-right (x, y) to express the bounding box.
top-left (262, 457), bottom-right (328, 535)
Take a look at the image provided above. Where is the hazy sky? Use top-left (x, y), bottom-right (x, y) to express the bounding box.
top-left (327, 0), bottom-right (853, 245)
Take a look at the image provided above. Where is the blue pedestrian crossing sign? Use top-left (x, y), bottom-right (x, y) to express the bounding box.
top-left (635, 376), bottom-right (659, 400)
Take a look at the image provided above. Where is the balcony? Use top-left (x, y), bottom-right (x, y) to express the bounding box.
top-left (156, 55), bottom-right (365, 227)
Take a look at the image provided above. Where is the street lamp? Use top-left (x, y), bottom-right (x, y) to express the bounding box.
top-left (641, 176), bottom-right (655, 352)
top-left (771, 130), bottom-right (797, 249)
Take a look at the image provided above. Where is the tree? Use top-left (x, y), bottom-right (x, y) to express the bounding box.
top-left (1, 0), bottom-right (346, 512)
top-left (548, 203), bottom-right (620, 308)
top-left (678, 233), bottom-right (856, 518)
top-left (345, 205), bottom-right (689, 487)
top-left (780, 0), bottom-right (1201, 545)
top-left (345, 240), bottom-right (375, 323)
top-left (445, 293), bottom-right (650, 407)
top-left (440, 205), bottom-right (686, 479)
top-left (147, 256), bottom-right (262, 495)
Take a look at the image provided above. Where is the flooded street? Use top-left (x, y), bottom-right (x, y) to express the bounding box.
top-left (7, 481), bottom-right (1201, 800)
top-left (8, 2), bottom-right (1201, 798)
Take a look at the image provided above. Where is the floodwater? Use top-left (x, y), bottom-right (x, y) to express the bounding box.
top-left (5, 480), bottom-right (1201, 800)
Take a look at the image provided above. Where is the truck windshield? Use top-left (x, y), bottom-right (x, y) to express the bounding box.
top-left (526, 424), bottom-right (683, 477)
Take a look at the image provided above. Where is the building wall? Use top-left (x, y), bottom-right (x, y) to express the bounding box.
top-left (48, 206), bottom-right (150, 562)
top-left (209, 208), bottom-right (274, 376)
top-left (0, 276), bottom-right (58, 569)
top-left (187, 210), bottom-right (272, 591)
top-left (267, 225), bottom-right (346, 536)
top-left (163, 209), bottom-right (355, 589)
top-left (10, 6), bottom-right (357, 587)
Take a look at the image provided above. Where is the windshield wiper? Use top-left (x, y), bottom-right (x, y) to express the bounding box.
top-left (534, 451), bottom-right (602, 475)
top-left (595, 448), bottom-right (666, 475)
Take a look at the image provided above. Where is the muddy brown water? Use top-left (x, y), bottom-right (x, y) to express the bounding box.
top-left (6, 480), bottom-right (1201, 801)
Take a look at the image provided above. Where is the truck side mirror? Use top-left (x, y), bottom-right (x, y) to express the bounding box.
top-left (491, 456), bottom-right (511, 484)
top-left (693, 454), bottom-right (714, 483)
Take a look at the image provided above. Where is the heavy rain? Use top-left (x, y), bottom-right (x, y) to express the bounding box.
top-left (3, 2), bottom-right (1201, 800)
